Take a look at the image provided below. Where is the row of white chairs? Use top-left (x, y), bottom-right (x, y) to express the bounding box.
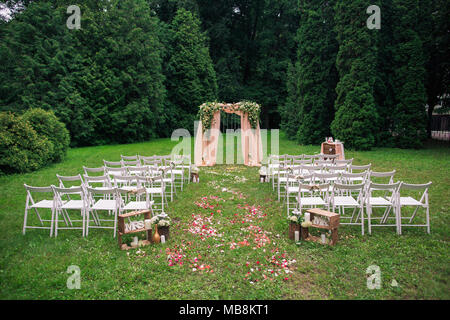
top-left (23, 177), bottom-right (164, 237)
top-left (290, 179), bottom-right (431, 236)
top-left (275, 163), bottom-right (372, 200)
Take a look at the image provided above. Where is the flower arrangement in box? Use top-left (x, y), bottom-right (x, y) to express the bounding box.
top-left (287, 213), bottom-right (303, 240)
top-left (149, 213), bottom-right (171, 241)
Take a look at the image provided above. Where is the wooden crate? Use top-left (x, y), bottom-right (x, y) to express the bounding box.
top-left (117, 209), bottom-right (153, 250)
top-left (303, 208), bottom-right (340, 246)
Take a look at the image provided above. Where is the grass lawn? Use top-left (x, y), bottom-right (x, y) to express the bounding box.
top-left (0, 134), bottom-right (449, 299)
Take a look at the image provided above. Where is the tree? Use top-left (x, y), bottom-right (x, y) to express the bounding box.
top-left (165, 8), bottom-right (218, 133)
top-left (331, 0), bottom-right (379, 150)
top-left (291, 0), bottom-right (338, 145)
top-left (391, 0), bottom-right (428, 148)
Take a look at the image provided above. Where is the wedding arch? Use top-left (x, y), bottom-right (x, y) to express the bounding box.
top-left (194, 101), bottom-right (263, 167)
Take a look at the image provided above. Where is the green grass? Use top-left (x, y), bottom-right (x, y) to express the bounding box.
top-left (0, 134), bottom-right (449, 299)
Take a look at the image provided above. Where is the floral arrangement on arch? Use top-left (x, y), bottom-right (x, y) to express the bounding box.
top-left (149, 214), bottom-right (171, 227)
top-left (198, 101), bottom-right (261, 132)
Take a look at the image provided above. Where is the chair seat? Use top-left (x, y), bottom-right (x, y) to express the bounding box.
top-left (367, 197), bottom-right (392, 206)
top-left (333, 196), bottom-right (359, 207)
top-left (146, 187), bottom-right (163, 194)
top-left (170, 170), bottom-right (184, 175)
top-left (92, 199), bottom-right (117, 210)
top-left (61, 200), bottom-right (84, 210)
top-left (399, 197), bottom-right (424, 206)
top-left (123, 201), bottom-right (154, 211)
top-left (31, 200), bottom-right (55, 209)
top-left (118, 186), bottom-right (137, 191)
top-left (286, 187), bottom-right (310, 193)
top-left (296, 197), bottom-right (327, 206)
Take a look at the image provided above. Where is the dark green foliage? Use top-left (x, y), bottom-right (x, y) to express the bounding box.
top-left (0, 111), bottom-right (52, 174)
top-left (165, 8), bottom-right (218, 133)
top-left (391, 0), bottom-right (428, 148)
top-left (331, 0), bottom-right (379, 150)
top-left (21, 108), bottom-right (70, 162)
top-left (282, 1), bottom-right (338, 145)
top-left (0, 0), bottom-right (166, 147)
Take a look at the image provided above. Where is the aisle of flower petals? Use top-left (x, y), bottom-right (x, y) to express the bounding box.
top-left (164, 189), bottom-right (297, 284)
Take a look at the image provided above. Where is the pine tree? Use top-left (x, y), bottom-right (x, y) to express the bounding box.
top-left (165, 8), bottom-right (218, 133)
top-left (391, 0), bottom-right (428, 148)
top-left (294, 0), bottom-right (338, 145)
top-left (331, 0), bottom-right (379, 150)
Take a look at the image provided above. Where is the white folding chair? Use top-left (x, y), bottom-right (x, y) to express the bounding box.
top-left (365, 182), bottom-right (401, 234)
top-left (368, 170), bottom-right (395, 184)
top-left (331, 183), bottom-right (365, 235)
top-left (327, 165), bottom-right (348, 175)
top-left (52, 186), bottom-right (87, 237)
top-left (164, 159), bottom-right (185, 192)
top-left (173, 154), bottom-right (192, 183)
top-left (395, 182), bottom-right (432, 234)
top-left (314, 172), bottom-right (341, 184)
top-left (113, 175), bottom-right (138, 192)
top-left (86, 187), bottom-right (120, 237)
top-left (23, 185), bottom-right (56, 236)
top-left (295, 183), bottom-right (331, 213)
top-left (285, 173), bottom-right (313, 216)
top-left (136, 175), bottom-right (166, 212)
top-left (274, 160), bottom-right (291, 198)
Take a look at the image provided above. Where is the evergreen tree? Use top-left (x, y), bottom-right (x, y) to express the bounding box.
top-left (293, 0), bottom-right (338, 145)
top-left (331, 0), bottom-right (379, 150)
top-left (391, 0), bottom-right (427, 148)
top-left (165, 8), bottom-right (218, 133)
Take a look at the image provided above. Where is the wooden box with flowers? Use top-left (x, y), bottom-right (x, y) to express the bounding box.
top-left (148, 212), bottom-right (172, 241)
top-left (287, 213), bottom-right (308, 241)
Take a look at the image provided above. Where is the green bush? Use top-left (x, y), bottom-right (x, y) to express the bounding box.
top-left (0, 112), bottom-right (52, 174)
top-left (21, 108), bottom-right (70, 162)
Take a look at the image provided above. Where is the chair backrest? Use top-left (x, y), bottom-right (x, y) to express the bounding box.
top-left (327, 165), bottom-right (349, 173)
top-left (121, 160), bottom-right (141, 167)
top-left (83, 166), bottom-right (105, 176)
top-left (126, 166), bottom-right (149, 176)
top-left (136, 175), bottom-right (165, 188)
top-left (314, 160), bottom-right (334, 167)
top-left (56, 174), bottom-right (83, 188)
top-left (301, 164), bottom-right (324, 174)
top-left (24, 184), bottom-right (54, 206)
top-left (83, 175), bottom-right (112, 189)
top-left (335, 159), bottom-right (353, 166)
top-left (51, 185), bottom-right (86, 203)
top-left (86, 186), bottom-right (118, 198)
top-left (142, 158), bottom-right (163, 167)
top-left (104, 166), bottom-right (126, 177)
top-left (332, 182), bottom-right (365, 200)
top-left (367, 182), bottom-right (400, 194)
top-left (113, 175), bottom-right (138, 188)
top-left (103, 160), bottom-right (122, 167)
top-left (303, 154), bottom-right (319, 160)
top-left (350, 164), bottom-right (372, 173)
top-left (368, 170), bottom-right (396, 184)
top-left (314, 172), bottom-right (340, 183)
top-left (340, 172), bottom-right (368, 184)
top-left (293, 159), bottom-right (312, 165)
top-left (121, 155), bottom-right (138, 161)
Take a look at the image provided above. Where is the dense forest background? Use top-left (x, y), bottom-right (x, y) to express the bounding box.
top-left (0, 0), bottom-right (449, 150)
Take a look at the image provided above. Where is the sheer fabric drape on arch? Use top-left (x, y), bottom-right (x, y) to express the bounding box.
top-left (194, 106), bottom-right (263, 167)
